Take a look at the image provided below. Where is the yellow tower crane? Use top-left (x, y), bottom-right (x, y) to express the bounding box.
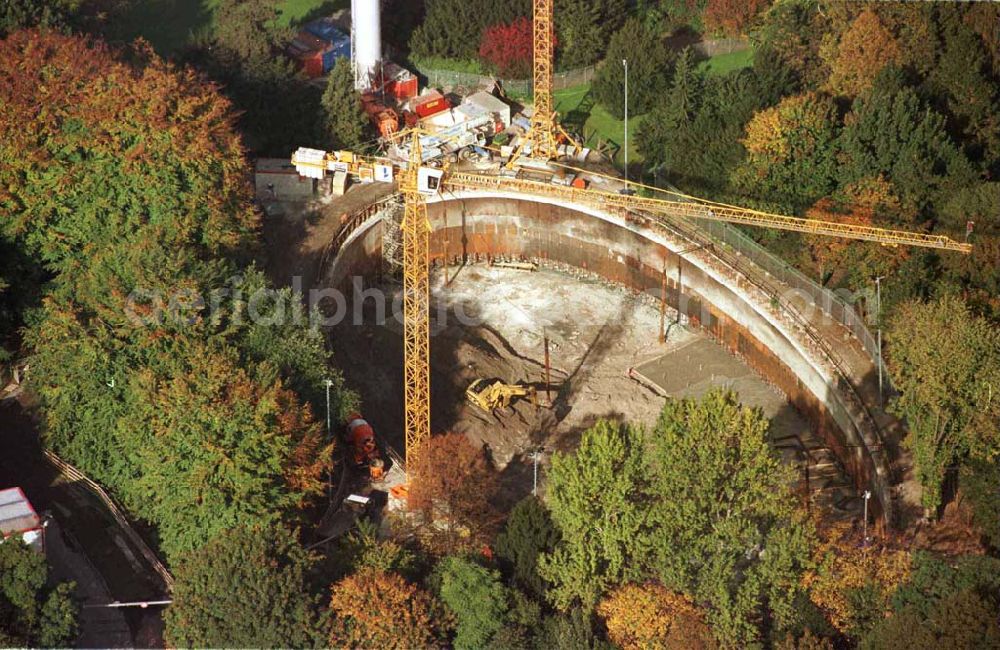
top-left (399, 130), bottom-right (432, 468)
top-left (509, 0), bottom-right (580, 162)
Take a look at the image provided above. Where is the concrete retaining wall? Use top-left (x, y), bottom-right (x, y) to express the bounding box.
top-left (321, 193), bottom-right (892, 526)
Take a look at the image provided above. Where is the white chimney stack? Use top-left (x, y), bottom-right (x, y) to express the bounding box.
top-left (351, 0), bottom-right (381, 90)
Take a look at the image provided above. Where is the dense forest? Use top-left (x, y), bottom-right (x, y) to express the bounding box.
top-left (2, 0), bottom-right (999, 648)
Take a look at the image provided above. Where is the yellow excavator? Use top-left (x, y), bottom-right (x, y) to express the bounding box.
top-left (466, 378), bottom-right (537, 413)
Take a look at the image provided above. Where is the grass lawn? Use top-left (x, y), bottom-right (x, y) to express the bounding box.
top-left (553, 84), bottom-right (645, 167)
top-left (103, 0), bottom-right (346, 56)
top-left (696, 48), bottom-right (754, 76)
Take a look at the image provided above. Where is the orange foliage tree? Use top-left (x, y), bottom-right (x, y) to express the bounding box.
top-left (801, 176), bottom-right (913, 290)
top-left (597, 582), bottom-right (717, 649)
top-left (703, 0), bottom-right (770, 37)
top-left (408, 432), bottom-right (500, 554)
top-left (801, 522), bottom-right (911, 636)
top-left (329, 568), bottom-right (451, 649)
top-left (825, 8), bottom-right (903, 97)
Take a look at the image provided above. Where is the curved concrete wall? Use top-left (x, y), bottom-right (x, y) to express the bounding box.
top-left (322, 190), bottom-right (893, 526)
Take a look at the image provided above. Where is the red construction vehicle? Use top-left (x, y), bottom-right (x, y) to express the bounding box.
top-left (361, 95), bottom-right (399, 139)
top-left (344, 413), bottom-right (385, 481)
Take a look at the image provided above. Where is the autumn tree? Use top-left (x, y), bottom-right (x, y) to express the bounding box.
top-left (322, 58), bottom-right (370, 151)
top-left (597, 583), bottom-right (716, 649)
top-left (434, 556), bottom-right (510, 649)
top-left (121, 344), bottom-right (331, 559)
top-left (593, 18), bottom-right (671, 119)
top-left (329, 568), bottom-right (450, 649)
top-left (0, 30), bottom-right (353, 568)
top-left (479, 17), bottom-right (534, 78)
top-left (802, 522), bottom-right (911, 638)
top-left (0, 32), bottom-right (257, 290)
top-left (801, 177), bottom-right (912, 289)
top-left (647, 390), bottom-right (815, 646)
top-left (0, 538), bottom-right (78, 648)
top-left (539, 419), bottom-right (650, 609)
top-left (825, 8), bottom-right (903, 97)
top-left (703, 0), bottom-right (769, 37)
top-left (494, 495), bottom-right (560, 598)
top-left (165, 525), bottom-right (325, 648)
top-left (408, 433), bottom-right (500, 554)
top-left (887, 296), bottom-right (1000, 516)
top-left (733, 91), bottom-right (839, 210)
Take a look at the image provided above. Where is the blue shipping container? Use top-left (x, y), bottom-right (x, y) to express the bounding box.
top-left (321, 42), bottom-right (351, 72)
top-left (305, 19), bottom-right (346, 45)
top-left (305, 18), bottom-right (351, 73)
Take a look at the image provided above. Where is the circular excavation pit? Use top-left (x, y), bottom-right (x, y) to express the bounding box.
top-left (263, 188), bottom-right (885, 523)
top-left (328, 263), bottom-right (859, 516)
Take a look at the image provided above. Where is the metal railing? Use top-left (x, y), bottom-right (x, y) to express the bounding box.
top-left (693, 219), bottom-right (889, 390)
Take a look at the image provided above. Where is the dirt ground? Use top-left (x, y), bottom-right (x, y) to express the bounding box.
top-left (326, 264), bottom-right (859, 511)
top-left (258, 182), bottom-right (395, 289)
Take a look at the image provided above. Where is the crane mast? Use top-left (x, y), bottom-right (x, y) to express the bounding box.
top-left (400, 131), bottom-right (431, 468)
top-left (517, 0), bottom-right (560, 161)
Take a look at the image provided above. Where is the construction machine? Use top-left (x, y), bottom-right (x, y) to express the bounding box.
top-left (344, 413), bottom-right (385, 481)
top-left (466, 378), bottom-right (537, 413)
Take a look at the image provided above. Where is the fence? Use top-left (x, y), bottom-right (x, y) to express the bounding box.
top-left (691, 37), bottom-right (749, 57)
top-left (414, 65), bottom-right (598, 98)
top-left (691, 218), bottom-right (889, 390)
top-left (43, 450), bottom-right (174, 592)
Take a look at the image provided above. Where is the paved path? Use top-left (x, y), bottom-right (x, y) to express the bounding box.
top-left (45, 519), bottom-right (132, 648)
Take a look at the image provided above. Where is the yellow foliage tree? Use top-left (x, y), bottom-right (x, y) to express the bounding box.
top-left (737, 91), bottom-right (839, 207)
top-left (801, 523), bottom-right (911, 635)
top-left (742, 104), bottom-right (788, 165)
top-left (826, 8), bottom-right (903, 97)
top-left (597, 582), bottom-right (717, 650)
